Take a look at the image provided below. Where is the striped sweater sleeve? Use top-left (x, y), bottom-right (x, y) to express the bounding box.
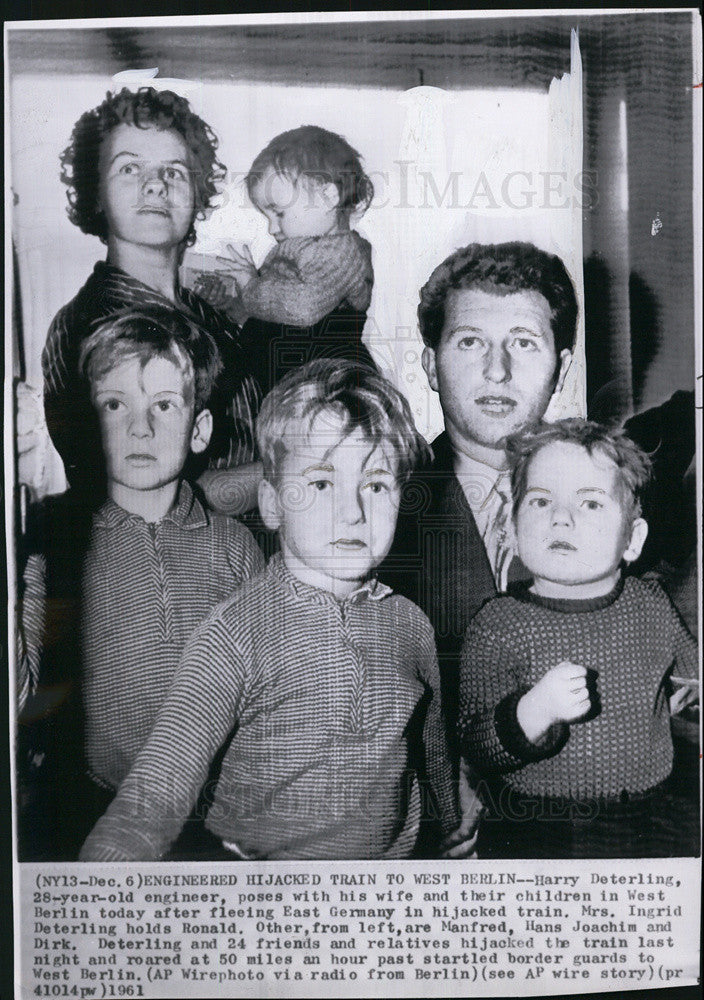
top-left (79, 612), bottom-right (250, 861)
top-left (16, 553), bottom-right (47, 713)
top-left (414, 615), bottom-right (459, 836)
top-left (42, 307), bottom-right (73, 401)
top-left (239, 233), bottom-right (373, 327)
top-left (222, 517), bottom-right (266, 583)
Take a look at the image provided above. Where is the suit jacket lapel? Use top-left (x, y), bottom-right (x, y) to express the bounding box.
top-left (425, 434), bottom-right (497, 655)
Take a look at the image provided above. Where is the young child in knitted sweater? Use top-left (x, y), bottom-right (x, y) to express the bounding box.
top-left (195, 125), bottom-right (376, 395)
top-left (459, 419), bottom-right (698, 859)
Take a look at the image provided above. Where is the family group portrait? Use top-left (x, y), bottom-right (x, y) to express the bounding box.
top-left (6, 10), bottom-right (700, 867)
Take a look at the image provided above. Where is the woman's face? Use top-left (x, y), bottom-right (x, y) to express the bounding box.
top-left (97, 123), bottom-right (195, 251)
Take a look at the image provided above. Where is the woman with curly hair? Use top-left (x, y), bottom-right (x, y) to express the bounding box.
top-left (38, 86), bottom-right (260, 505)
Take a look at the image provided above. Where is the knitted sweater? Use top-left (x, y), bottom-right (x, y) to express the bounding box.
top-left (81, 554), bottom-right (458, 862)
top-left (459, 576), bottom-right (697, 800)
top-left (238, 231), bottom-right (373, 328)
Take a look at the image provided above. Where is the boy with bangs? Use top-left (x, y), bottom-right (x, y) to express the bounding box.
top-left (18, 307), bottom-right (264, 859)
top-left (81, 360), bottom-right (466, 861)
top-left (458, 419), bottom-right (698, 858)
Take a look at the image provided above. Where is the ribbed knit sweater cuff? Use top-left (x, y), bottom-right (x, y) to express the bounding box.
top-left (495, 689), bottom-right (569, 763)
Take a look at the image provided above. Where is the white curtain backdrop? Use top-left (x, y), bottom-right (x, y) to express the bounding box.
top-left (10, 32), bottom-right (584, 494)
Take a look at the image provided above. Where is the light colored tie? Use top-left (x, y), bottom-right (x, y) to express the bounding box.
top-left (485, 473), bottom-right (514, 591)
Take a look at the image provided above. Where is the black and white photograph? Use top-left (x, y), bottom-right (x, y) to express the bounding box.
top-left (5, 9), bottom-right (701, 998)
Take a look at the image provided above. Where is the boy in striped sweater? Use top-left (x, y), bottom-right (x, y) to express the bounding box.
top-left (81, 360), bottom-right (467, 861)
top-left (17, 307), bottom-right (264, 859)
top-left (459, 419), bottom-right (698, 858)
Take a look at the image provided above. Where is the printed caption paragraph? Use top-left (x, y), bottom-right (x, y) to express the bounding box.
top-left (19, 859), bottom-right (700, 999)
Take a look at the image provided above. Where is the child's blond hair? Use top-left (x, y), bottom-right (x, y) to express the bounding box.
top-left (256, 359), bottom-right (429, 483)
top-left (508, 418), bottom-right (652, 521)
top-left (79, 306), bottom-right (222, 413)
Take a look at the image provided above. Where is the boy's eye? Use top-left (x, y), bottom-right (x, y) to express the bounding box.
top-left (364, 481), bottom-right (388, 494)
top-left (118, 162), bottom-right (140, 175)
top-left (512, 337), bottom-right (538, 351)
top-left (528, 496), bottom-right (550, 508)
top-left (154, 400), bottom-right (175, 413)
top-left (581, 499), bottom-right (603, 510)
top-left (101, 398), bottom-right (124, 412)
top-left (309, 479), bottom-right (332, 492)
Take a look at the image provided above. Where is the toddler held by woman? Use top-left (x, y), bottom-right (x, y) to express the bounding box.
top-left (196, 125), bottom-right (377, 394)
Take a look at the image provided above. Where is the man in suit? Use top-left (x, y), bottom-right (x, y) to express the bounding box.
top-left (381, 242), bottom-right (577, 752)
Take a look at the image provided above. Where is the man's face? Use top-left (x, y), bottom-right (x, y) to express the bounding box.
top-left (92, 354), bottom-right (210, 501)
top-left (422, 288), bottom-right (572, 466)
top-left (98, 124), bottom-right (195, 251)
top-left (259, 412), bottom-right (401, 597)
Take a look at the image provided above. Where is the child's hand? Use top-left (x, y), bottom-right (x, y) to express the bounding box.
top-left (517, 662), bottom-right (591, 743)
top-left (216, 243), bottom-right (258, 292)
top-left (669, 677), bottom-right (699, 715)
top-left (193, 272), bottom-right (234, 309)
top-left (440, 758), bottom-right (484, 859)
top-left (193, 273), bottom-right (250, 324)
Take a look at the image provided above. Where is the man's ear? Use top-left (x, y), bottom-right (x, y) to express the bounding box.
top-left (258, 478), bottom-right (282, 532)
top-left (190, 409), bottom-right (213, 454)
top-left (553, 349), bottom-right (573, 396)
top-left (623, 517), bottom-right (648, 564)
top-left (421, 346), bottom-right (439, 393)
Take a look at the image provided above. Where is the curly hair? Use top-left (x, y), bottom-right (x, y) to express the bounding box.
top-left (257, 359), bottom-right (429, 484)
top-left (60, 87), bottom-right (227, 248)
top-left (418, 242), bottom-right (578, 354)
top-left (246, 125), bottom-right (374, 218)
top-left (507, 418), bottom-right (652, 522)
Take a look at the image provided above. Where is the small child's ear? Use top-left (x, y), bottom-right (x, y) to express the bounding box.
top-left (258, 478), bottom-right (282, 531)
top-left (622, 517), bottom-right (648, 564)
top-left (320, 182), bottom-right (341, 211)
top-left (190, 409), bottom-right (213, 454)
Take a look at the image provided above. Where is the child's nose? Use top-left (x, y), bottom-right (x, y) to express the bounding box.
top-left (129, 409), bottom-right (154, 438)
top-left (551, 503), bottom-right (574, 527)
top-left (337, 488), bottom-right (365, 525)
